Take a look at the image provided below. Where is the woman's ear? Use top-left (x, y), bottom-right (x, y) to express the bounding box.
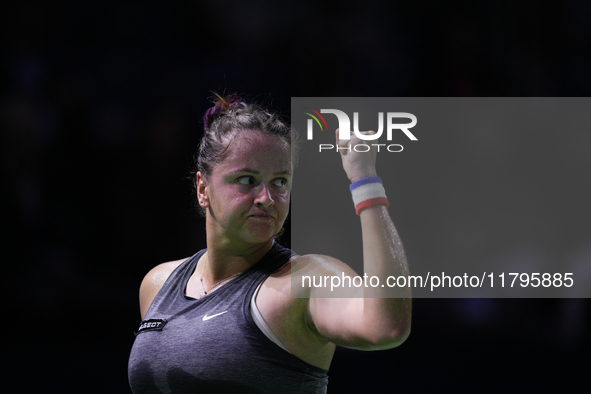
top-left (196, 172), bottom-right (209, 208)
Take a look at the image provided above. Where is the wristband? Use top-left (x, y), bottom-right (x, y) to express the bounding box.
top-left (350, 177), bottom-right (389, 215)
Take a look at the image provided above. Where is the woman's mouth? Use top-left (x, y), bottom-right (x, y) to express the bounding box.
top-left (249, 214), bottom-right (274, 220)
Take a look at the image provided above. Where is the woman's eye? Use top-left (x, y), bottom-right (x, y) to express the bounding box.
top-left (273, 178), bottom-right (287, 187)
top-left (238, 177), bottom-right (254, 185)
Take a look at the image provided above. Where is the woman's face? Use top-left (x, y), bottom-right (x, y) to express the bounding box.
top-left (198, 130), bottom-right (292, 247)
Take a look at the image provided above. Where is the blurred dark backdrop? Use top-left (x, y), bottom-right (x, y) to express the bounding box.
top-left (2, 1), bottom-right (590, 392)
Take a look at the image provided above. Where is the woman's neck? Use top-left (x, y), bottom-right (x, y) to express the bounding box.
top-left (202, 236), bottom-right (275, 281)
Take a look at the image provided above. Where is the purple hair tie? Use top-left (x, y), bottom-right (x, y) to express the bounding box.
top-left (203, 94), bottom-right (245, 129)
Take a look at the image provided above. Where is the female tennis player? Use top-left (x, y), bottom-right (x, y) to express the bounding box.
top-left (128, 94), bottom-right (411, 393)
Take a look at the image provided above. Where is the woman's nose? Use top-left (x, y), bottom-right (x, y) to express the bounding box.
top-left (254, 184), bottom-right (274, 208)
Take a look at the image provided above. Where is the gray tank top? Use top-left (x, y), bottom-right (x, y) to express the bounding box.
top-left (128, 243), bottom-right (329, 393)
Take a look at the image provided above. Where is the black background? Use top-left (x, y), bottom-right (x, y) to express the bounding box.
top-left (3, 1), bottom-right (590, 392)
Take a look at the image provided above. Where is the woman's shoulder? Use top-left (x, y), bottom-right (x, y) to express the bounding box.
top-left (139, 258), bottom-right (189, 319)
top-left (264, 253), bottom-right (357, 299)
top-left (289, 253), bottom-right (355, 275)
top-left (142, 259), bottom-right (187, 288)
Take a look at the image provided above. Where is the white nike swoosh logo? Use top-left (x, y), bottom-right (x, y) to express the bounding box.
top-left (202, 311), bottom-right (228, 321)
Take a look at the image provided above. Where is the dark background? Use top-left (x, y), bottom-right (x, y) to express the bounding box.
top-left (3, 1), bottom-right (590, 392)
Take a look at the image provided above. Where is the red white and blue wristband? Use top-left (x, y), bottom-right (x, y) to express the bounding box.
top-left (350, 176), bottom-right (389, 215)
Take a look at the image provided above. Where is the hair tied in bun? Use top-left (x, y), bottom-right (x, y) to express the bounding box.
top-left (203, 92), bottom-right (245, 130)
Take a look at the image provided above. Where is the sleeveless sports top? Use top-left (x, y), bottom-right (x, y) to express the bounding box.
top-left (128, 243), bottom-right (329, 394)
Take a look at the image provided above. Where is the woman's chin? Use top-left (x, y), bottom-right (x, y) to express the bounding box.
top-left (243, 226), bottom-right (281, 244)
